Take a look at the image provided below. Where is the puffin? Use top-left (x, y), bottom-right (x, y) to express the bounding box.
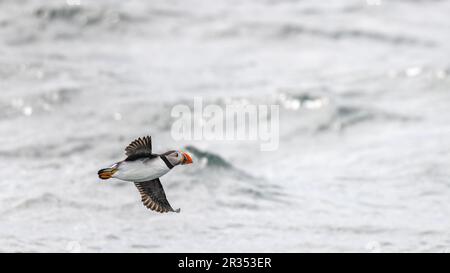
top-left (98, 136), bottom-right (193, 213)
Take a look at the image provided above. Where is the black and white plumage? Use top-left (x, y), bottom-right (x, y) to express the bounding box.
top-left (98, 136), bottom-right (193, 213)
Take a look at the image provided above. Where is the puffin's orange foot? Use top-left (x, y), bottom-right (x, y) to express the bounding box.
top-left (98, 168), bottom-right (117, 180)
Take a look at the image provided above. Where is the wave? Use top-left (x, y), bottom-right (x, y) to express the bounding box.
top-left (185, 145), bottom-right (234, 170)
top-left (2, 192), bottom-right (109, 215)
top-left (211, 21), bottom-right (435, 47)
top-left (183, 145), bottom-right (288, 207)
top-left (274, 90), bottom-right (419, 132)
top-left (317, 105), bottom-right (420, 132)
top-left (31, 4), bottom-right (143, 27)
top-left (0, 87), bottom-right (79, 120)
top-left (272, 24), bottom-right (435, 46)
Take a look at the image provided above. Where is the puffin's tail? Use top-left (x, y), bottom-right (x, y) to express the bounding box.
top-left (98, 167), bottom-right (117, 180)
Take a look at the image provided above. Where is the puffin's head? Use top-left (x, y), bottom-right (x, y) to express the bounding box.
top-left (165, 150), bottom-right (193, 166)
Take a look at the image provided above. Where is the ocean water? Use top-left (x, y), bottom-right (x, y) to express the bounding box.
top-left (1, 0), bottom-right (450, 252)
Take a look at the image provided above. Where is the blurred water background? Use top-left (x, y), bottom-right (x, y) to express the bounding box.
top-left (1, 0), bottom-right (450, 252)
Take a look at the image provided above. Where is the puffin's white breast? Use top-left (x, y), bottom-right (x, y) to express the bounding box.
top-left (113, 157), bottom-right (170, 182)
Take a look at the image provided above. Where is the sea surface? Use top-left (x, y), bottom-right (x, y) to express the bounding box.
top-left (1, 0), bottom-right (450, 252)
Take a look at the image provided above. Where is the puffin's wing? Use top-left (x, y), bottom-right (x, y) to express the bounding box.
top-left (125, 136), bottom-right (152, 156)
top-left (134, 178), bottom-right (180, 213)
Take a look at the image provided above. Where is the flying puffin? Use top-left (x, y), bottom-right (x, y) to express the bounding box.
top-left (98, 136), bottom-right (193, 213)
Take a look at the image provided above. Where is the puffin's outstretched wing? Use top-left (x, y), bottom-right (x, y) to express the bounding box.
top-left (134, 179), bottom-right (180, 213)
top-left (125, 136), bottom-right (152, 157)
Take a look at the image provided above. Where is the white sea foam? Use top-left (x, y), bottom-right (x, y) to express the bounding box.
top-left (0, 0), bottom-right (450, 252)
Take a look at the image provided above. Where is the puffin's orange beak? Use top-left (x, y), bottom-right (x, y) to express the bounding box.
top-left (182, 152), bottom-right (193, 165)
